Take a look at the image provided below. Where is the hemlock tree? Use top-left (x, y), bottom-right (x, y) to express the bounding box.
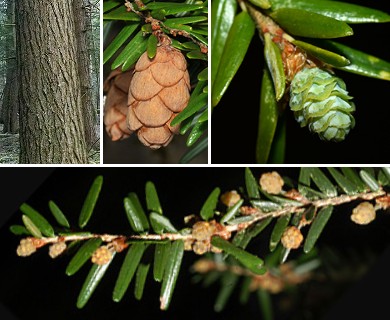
top-left (73, 0), bottom-right (98, 150)
top-left (16, 1), bottom-right (88, 163)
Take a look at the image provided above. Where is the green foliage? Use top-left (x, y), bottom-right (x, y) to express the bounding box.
top-left (170, 92), bottom-right (208, 126)
top-left (77, 252), bottom-right (116, 309)
top-left (79, 176), bottom-right (103, 229)
top-left (124, 193), bottom-right (150, 232)
top-left (145, 181), bottom-right (162, 214)
top-left (111, 30), bottom-right (148, 70)
top-left (212, 236), bottom-right (266, 274)
top-left (113, 243), bottom-right (147, 302)
top-left (211, 0), bottom-right (237, 88)
top-left (248, 0), bottom-right (270, 10)
top-left (22, 215), bottom-right (42, 238)
top-left (20, 203), bottom-right (54, 237)
top-left (269, 213), bottom-right (291, 251)
top-left (146, 33), bottom-right (157, 58)
top-left (150, 212), bottom-right (177, 233)
top-left (214, 271), bottom-right (239, 311)
top-left (292, 40), bottom-right (350, 68)
top-left (303, 205), bottom-right (333, 253)
top-left (308, 40), bottom-right (390, 81)
top-left (256, 69), bottom-right (279, 163)
top-left (270, 0), bottom-right (390, 24)
top-left (299, 167), bottom-right (338, 197)
top-left (212, 10), bottom-right (255, 107)
top-left (179, 136), bottom-right (208, 164)
top-left (327, 167), bottom-right (358, 195)
top-left (257, 288), bottom-right (273, 320)
top-left (341, 167), bottom-right (367, 192)
top-left (211, 0), bottom-right (390, 163)
top-left (66, 238), bottom-right (103, 276)
top-left (153, 243), bottom-right (171, 282)
top-left (160, 240), bottom-right (185, 310)
top-left (103, 0), bottom-right (208, 163)
top-left (270, 8), bottom-right (353, 38)
top-left (264, 33), bottom-right (285, 101)
top-left (360, 169), bottom-right (380, 191)
top-left (48, 200), bottom-right (70, 228)
top-left (221, 198), bottom-right (244, 223)
top-left (134, 263), bottom-right (151, 300)
top-left (200, 187), bottom-right (220, 220)
top-left (9, 225), bottom-right (30, 236)
top-left (245, 167), bottom-right (260, 199)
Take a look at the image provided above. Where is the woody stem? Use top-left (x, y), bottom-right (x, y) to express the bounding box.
top-left (226, 189), bottom-right (387, 233)
top-left (26, 189), bottom-right (387, 248)
top-left (30, 232), bottom-right (192, 247)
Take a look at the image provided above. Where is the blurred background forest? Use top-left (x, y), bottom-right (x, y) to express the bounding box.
top-left (0, 0), bottom-right (100, 164)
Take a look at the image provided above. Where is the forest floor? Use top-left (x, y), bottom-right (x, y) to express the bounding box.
top-left (0, 124), bottom-right (100, 164)
top-left (0, 125), bottom-right (19, 164)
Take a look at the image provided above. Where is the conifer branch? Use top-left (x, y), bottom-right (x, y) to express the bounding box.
top-left (11, 168), bottom-right (390, 313)
top-left (227, 188), bottom-right (387, 233)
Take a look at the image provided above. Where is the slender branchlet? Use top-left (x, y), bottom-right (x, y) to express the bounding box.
top-left (12, 169), bottom-right (390, 311)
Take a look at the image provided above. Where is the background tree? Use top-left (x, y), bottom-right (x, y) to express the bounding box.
top-left (73, 0), bottom-right (99, 150)
top-left (0, 0), bottom-right (18, 134)
top-left (89, 1), bottom-right (100, 116)
top-left (0, 0), bottom-right (7, 103)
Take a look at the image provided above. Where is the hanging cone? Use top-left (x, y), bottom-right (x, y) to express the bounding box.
top-left (127, 45), bottom-right (191, 149)
top-left (289, 67), bottom-right (355, 142)
top-left (103, 68), bottom-right (133, 141)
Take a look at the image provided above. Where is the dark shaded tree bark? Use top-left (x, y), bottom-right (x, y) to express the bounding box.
top-left (73, 0), bottom-right (97, 150)
top-left (16, 1), bottom-right (88, 163)
top-left (1, 73), bottom-right (18, 133)
top-left (1, 0), bottom-right (18, 134)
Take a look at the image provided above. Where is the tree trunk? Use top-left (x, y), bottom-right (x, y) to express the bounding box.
top-left (1, 0), bottom-right (19, 134)
top-left (73, 0), bottom-right (97, 150)
top-left (16, 1), bottom-right (88, 163)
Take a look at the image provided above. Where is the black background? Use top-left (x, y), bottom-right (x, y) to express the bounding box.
top-left (212, 0), bottom-right (390, 164)
top-left (1, 168), bottom-right (390, 320)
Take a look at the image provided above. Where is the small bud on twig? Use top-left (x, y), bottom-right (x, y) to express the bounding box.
top-left (260, 171), bottom-right (284, 194)
top-left (351, 202), bottom-right (376, 225)
top-left (220, 190), bottom-right (241, 207)
top-left (281, 226), bottom-right (303, 249)
top-left (92, 246), bottom-right (113, 265)
top-left (49, 242), bottom-right (67, 259)
top-left (17, 238), bottom-right (37, 257)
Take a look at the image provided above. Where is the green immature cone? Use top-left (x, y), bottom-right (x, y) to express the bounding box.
top-left (289, 67), bottom-right (355, 142)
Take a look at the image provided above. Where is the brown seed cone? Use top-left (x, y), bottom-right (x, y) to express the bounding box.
top-left (127, 45), bottom-right (190, 149)
top-left (103, 69), bottom-right (133, 141)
